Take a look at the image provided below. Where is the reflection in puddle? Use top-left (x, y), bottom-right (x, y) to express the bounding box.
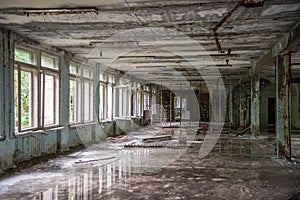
top-left (24, 147), bottom-right (187, 199)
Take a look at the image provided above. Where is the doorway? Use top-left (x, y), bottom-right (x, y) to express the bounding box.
top-left (268, 97), bottom-right (275, 132)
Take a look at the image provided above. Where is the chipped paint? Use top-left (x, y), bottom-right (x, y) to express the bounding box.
top-left (251, 74), bottom-right (260, 137)
top-left (291, 83), bottom-right (300, 129)
top-left (276, 54), bottom-right (285, 156)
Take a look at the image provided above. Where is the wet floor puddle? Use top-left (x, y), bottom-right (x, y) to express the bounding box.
top-left (0, 126), bottom-right (300, 199)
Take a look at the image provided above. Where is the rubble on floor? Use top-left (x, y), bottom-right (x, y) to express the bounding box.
top-left (0, 124), bottom-right (300, 199)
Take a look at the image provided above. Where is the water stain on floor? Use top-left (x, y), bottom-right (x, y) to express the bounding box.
top-left (0, 124), bottom-right (300, 199)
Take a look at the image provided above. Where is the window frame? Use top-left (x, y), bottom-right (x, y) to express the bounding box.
top-left (99, 73), bottom-right (115, 122)
top-left (69, 62), bottom-right (82, 124)
top-left (40, 51), bottom-right (60, 128)
top-left (82, 74), bottom-right (94, 122)
top-left (14, 63), bottom-right (38, 132)
top-left (14, 46), bottom-right (61, 134)
top-left (69, 62), bottom-right (95, 124)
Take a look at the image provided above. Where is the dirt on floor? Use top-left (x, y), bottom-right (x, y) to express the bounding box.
top-left (0, 124), bottom-right (300, 200)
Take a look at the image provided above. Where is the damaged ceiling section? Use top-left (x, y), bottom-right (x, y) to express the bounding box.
top-left (1, 1), bottom-right (300, 199)
top-left (0, 0), bottom-right (299, 87)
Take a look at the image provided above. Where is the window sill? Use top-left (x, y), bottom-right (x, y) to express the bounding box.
top-left (14, 126), bottom-right (64, 137)
top-left (69, 121), bottom-right (97, 128)
top-left (99, 120), bottom-right (109, 123)
top-left (114, 118), bottom-right (132, 121)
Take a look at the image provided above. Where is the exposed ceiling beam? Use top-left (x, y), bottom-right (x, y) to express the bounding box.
top-left (252, 21), bottom-right (300, 75)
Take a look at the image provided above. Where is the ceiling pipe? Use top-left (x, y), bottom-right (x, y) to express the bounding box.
top-left (212, 1), bottom-right (242, 53)
top-left (212, 0), bottom-right (265, 53)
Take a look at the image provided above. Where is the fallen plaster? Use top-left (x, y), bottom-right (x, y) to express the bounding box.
top-left (0, 124), bottom-right (300, 199)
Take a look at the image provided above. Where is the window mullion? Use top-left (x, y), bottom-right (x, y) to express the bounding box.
top-left (111, 86), bottom-right (114, 120)
top-left (105, 84), bottom-right (107, 120)
top-left (53, 74), bottom-right (56, 124)
top-left (37, 50), bottom-right (41, 128)
top-left (31, 70), bottom-right (34, 127)
top-left (76, 79), bottom-right (80, 122)
top-left (17, 64), bottom-right (21, 132)
top-left (90, 81), bottom-right (93, 121)
top-left (82, 78), bottom-right (85, 122)
top-left (41, 71), bottom-right (45, 128)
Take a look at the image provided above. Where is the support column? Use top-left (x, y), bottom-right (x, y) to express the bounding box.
top-left (276, 53), bottom-right (291, 160)
top-left (0, 30), bottom-right (16, 170)
top-left (59, 52), bottom-right (70, 152)
top-left (239, 81), bottom-right (246, 128)
top-left (228, 79), bottom-right (233, 130)
top-left (115, 71), bottom-right (121, 117)
top-left (0, 30), bottom-right (4, 141)
top-left (251, 73), bottom-right (260, 137)
top-left (94, 64), bottom-right (100, 123)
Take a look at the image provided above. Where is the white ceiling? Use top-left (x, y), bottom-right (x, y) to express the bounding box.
top-left (0, 0), bottom-right (300, 86)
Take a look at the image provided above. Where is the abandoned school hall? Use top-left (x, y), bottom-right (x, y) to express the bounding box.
top-left (0, 0), bottom-right (300, 199)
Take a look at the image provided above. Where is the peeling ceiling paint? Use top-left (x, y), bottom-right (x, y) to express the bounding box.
top-left (0, 0), bottom-right (299, 84)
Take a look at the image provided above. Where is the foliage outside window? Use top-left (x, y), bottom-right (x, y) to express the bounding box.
top-left (14, 47), bottom-right (60, 133)
top-left (14, 66), bottom-right (38, 131)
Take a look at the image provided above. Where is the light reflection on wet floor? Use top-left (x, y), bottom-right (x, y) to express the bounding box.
top-left (0, 126), bottom-right (300, 199)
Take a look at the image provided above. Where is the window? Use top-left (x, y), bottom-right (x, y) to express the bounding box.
top-left (14, 47), bottom-right (60, 133)
top-left (41, 53), bottom-right (60, 126)
top-left (182, 97), bottom-right (188, 111)
top-left (107, 84), bottom-right (113, 120)
top-left (83, 68), bottom-right (94, 122)
top-left (99, 73), bottom-right (107, 121)
top-left (14, 65), bottom-right (38, 131)
top-left (131, 90), bottom-right (137, 117)
top-left (98, 73), bottom-right (114, 121)
top-left (69, 62), bottom-right (81, 123)
top-left (137, 88), bottom-right (142, 117)
top-left (144, 92), bottom-right (150, 110)
top-left (15, 47), bottom-right (35, 65)
top-left (41, 53), bottom-right (59, 70)
top-left (69, 62), bottom-right (94, 124)
top-left (117, 78), bottom-right (131, 118)
top-left (151, 88), bottom-right (157, 115)
top-left (99, 83), bottom-right (105, 120)
top-left (107, 74), bottom-right (115, 120)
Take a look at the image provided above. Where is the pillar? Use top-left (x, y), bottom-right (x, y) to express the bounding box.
top-left (228, 79), bottom-right (233, 130)
top-left (115, 71), bottom-right (121, 117)
top-left (0, 30), bottom-right (16, 170)
top-left (0, 30), bottom-right (4, 141)
top-left (239, 81), bottom-right (246, 128)
top-left (251, 73), bottom-right (260, 137)
top-left (59, 52), bottom-right (70, 151)
top-left (276, 53), bottom-right (291, 160)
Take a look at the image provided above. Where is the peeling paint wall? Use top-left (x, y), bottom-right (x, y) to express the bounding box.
top-left (251, 74), bottom-right (260, 136)
top-left (291, 83), bottom-right (300, 130)
top-left (260, 84), bottom-right (275, 133)
top-left (0, 30), bottom-right (148, 172)
top-left (0, 29), bottom-right (17, 171)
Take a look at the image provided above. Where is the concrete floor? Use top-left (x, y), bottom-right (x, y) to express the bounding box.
top-left (0, 124), bottom-right (300, 200)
